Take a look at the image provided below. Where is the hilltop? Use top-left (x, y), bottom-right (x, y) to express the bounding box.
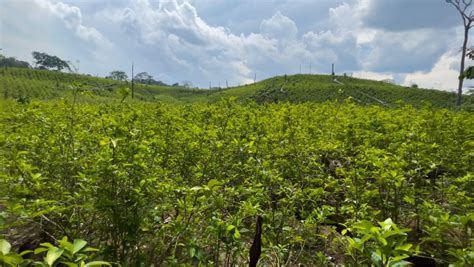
top-left (0, 67), bottom-right (470, 108)
top-left (207, 74), bottom-right (467, 109)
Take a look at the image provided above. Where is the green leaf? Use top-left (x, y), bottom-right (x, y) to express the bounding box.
top-left (19, 250), bottom-right (33, 256)
top-left (0, 239), bottom-right (11, 255)
top-left (35, 247), bottom-right (49, 254)
top-left (190, 186), bottom-right (203, 191)
top-left (83, 248), bottom-right (100, 252)
top-left (389, 260), bottom-right (412, 267)
top-left (45, 247), bottom-right (64, 266)
top-left (233, 229), bottom-right (241, 239)
top-left (72, 240), bottom-right (87, 254)
top-left (84, 261), bottom-right (112, 266)
top-left (40, 242), bottom-right (55, 249)
top-left (390, 255), bottom-right (410, 262)
top-left (206, 179), bottom-right (221, 189)
top-left (1, 253), bottom-right (24, 265)
top-left (395, 244), bottom-right (412, 252)
top-left (61, 262), bottom-right (79, 267)
top-left (371, 250), bottom-right (382, 266)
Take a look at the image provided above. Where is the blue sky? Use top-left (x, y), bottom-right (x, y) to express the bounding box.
top-left (0, 0), bottom-right (473, 90)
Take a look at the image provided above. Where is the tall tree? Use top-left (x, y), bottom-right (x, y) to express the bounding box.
top-left (107, 70), bottom-right (128, 81)
top-left (32, 51), bottom-right (71, 72)
top-left (446, 0), bottom-right (474, 106)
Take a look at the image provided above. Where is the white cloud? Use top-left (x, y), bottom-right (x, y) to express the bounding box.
top-left (34, 0), bottom-right (112, 47)
top-left (105, 0), bottom-right (368, 84)
top-left (403, 52), bottom-right (473, 91)
top-left (0, 0), bottom-right (467, 89)
top-left (353, 71), bottom-right (394, 81)
top-left (260, 11), bottom-right (297, 41)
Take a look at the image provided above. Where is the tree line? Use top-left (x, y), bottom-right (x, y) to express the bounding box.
top-left (0, 51), bottom-right (170, 86)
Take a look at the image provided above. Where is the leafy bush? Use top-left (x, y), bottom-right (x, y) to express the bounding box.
top-left (0, 98), bottom-right (472, 265)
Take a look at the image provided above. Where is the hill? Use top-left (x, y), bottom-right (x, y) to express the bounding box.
top-left (207, 74), bottom-right (468, 109)
top-left (0, 67), bottom-right (471, 108)
top-left (0, 67), bottom-right (207, 103)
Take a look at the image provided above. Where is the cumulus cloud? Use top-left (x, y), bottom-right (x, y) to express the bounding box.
top-left (104, 0), bottom-right (368, 84)
top-left (403, 52), bottom-right (474, 91)
top-left (34, 0), bottom-right (112, 47)
top-left (260, 11), bottom-right (298, 41)
top-left (361, 29), bottom-right (455, 73)
top-left (0, 0), bottom-right (467, 89)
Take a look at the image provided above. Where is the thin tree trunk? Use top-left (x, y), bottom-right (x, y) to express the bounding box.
top-left (457, 25), bottom-right (470, 106)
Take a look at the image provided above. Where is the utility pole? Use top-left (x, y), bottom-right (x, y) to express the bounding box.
top-left (254, 72), bottom-right (257, 83)
top-left (332, 63), bottom-right (335, 79)
top-left (131, 62), bottom-right (134, 99)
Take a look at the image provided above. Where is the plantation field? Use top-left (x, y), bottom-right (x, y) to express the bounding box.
top-left (2, 68), bottom-right (473, 110)
top-left (0, 68), bottom-right (208, 103)
top-left (1, 98), bottom-right (473, 265)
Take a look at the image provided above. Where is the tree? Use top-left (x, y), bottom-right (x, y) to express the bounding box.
top-left (134, 72), bottom-right (168, 86)
top-left (0, 54), bottom-right (31, 68)
top-left (446, 0), bottom-right (474, 106)
top-left (107, 70), bottom-right (128, 81)
top-left (461, 47), bottom-right (474, 79)
top-left (134, 72), bottom-right (153, 84)
top-left (32, 51), bottom-right (71, 72)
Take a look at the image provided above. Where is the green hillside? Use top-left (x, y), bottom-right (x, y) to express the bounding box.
top-left (208, 74), bottom-right (468, 109)
top-left (0, 67), bottom-right (471, 108)
top-left (0, 67), bottom-right (208, 103)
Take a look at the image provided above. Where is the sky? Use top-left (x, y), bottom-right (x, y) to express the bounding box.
top-left (0, 0), bottom-right (473, 90)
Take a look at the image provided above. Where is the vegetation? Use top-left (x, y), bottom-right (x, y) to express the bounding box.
top-left (0, 237), bottom-right (110, 266)
top-left (0, 54), bottom-right (31, 69)
top-left (1, 96), bottom-right (472, 265)
top-left (446, 0), bottom-right (474, 106)
top-left (32, 52), bottom-right (71, 72)
top-left (134, 72), bottom-right (168, 86)
top-left (1, 67), bottom-right (472, 109)
top-left (0, 68), bottom-right (208, 103)
top-left (106, 71), bottom-right (128, 82)
top-left (211, 74), bottom-right (469, 110)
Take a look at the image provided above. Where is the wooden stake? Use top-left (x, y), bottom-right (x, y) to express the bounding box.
top-left (131, 62), bottom-right (134, 99)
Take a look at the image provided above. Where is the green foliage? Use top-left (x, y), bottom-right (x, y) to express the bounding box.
top-left (210, 74), bottom-right (467, 109)
top-left (0, 67), bottom-right (207, 103)
top-left (0, 238), bottom-right (110, 266)
top-left (0, 96), bottom-right (472, 265)
top-left (106, 70), bottom-right (128, 81)
top-left (0, 54), bottom-right (31, 69)
top-left (32, 51), bottom-right (71, 72)
top-left (346, 218), bottom-right (412, 266)
top-left (1, 68), bottom-right (471, 108)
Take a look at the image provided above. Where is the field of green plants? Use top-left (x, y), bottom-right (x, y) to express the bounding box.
top-left (2, 68), bottom-right (473, 110)
top-left (1, 95), bottom-right (473, 265)
top-left (0, 68), bottom-right (208, 103)
top-left (212, 74), bottom-right (474, 110)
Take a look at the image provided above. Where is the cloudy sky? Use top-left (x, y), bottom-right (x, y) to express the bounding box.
top-left (1, 0), bottom-right (473, 90)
